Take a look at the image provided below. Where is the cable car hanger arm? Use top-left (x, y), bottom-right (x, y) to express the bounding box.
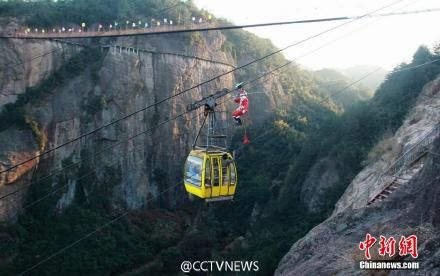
top-left (186, 88), bottom-right (230, 112)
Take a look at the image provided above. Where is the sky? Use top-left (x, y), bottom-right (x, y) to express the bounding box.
top-left (193, 0), bottom-right (440, 71)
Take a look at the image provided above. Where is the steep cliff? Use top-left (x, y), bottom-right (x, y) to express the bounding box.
top-left (0, 28), bottom-right (298, 221)
top-left (275, 75), bottom-right (440, 275)
top-left (0, 38), bottom-right (83, 220)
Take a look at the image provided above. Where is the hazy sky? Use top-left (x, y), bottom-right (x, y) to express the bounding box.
top-left (193, 0), bottom-right (440, 70)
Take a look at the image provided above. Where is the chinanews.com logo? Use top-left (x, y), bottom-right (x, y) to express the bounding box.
top-left (358, 233), bottom-right (420, 270)
top-left (180, 260), bottom-right (259, 273)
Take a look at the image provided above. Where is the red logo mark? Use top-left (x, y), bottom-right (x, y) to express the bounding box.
top-left (359, 234), bottom-right (418, 259)
top-left (359, 233), bottom-right (377, 259)
top-left (378, 235), bottom-right (396, 257)
top-left (399, 235), bottom-right (418, 258)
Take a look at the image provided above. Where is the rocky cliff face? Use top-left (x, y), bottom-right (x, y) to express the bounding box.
top-left (300, 157), bottom-right (340, 213)
top-left (0, 31), bottom-right (293, 221)
top-left (275, 76), bottom-right (440, 275)
top-left (0, 39), bottom-right (81, 108)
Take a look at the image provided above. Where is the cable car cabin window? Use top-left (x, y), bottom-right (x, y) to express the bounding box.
top-left (205, 158), bottom-right (211, 186)
top-left (222, 162), bottom-right (229, 185)
top-left (184, 156), bottom-right (203, 186)
top-left (230, 163), bottom-right (236, 185)
top-left (212, 158), bottom-right (220, 186)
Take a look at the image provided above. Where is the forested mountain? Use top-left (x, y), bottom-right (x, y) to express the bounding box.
top-left (0, 1), bottom-right (439, 275)
top-left (314, 68), bottom-right (373, 108)
top-left (276, 49), bottom-right (440, 275)
top-left (339, 65), bottom-right (387, 90)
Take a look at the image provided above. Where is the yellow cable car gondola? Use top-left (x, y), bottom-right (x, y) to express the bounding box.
top-left (184, 149), bottom-right (237, 202)
top-left (183, 88), bottom-right (238, 202)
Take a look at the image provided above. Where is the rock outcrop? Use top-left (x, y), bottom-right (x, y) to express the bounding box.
top-left (0, 39), bottom-right (82, 108)
top-left (300, 157), bottom-right (340, 213)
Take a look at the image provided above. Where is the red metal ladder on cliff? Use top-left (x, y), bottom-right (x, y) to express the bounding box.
top-left (367, 178), bottom-right (404, 205)
top-left (366, 124), bottom-right (439, 206)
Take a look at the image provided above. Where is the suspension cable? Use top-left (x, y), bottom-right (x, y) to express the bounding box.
top-left (1, 0), bottom-right (416, 200)
top-left (4, 0), bottom-right (430, 205)
top-left (0, 48), bottom-right (61, 70)
top-left (0, 0), bottom-right (405, 175)
top-left (6, 7), bottom-right (440, 40)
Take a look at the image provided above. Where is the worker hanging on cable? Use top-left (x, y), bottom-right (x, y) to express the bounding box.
top-left (232, 82), bottom-right (249, 126)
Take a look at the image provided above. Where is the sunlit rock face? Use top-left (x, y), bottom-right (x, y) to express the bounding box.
top-left (0, 39), bottom-right (81, 109)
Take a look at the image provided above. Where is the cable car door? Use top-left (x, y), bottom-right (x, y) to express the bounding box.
top-left (210, 157), bottom-right (221, 197)
top-left (220, 160), bottom-right (230, 196)
top-left (204, 156), bottom-right (212, 197)
top-left (228, 162), bottom-right (237, 196)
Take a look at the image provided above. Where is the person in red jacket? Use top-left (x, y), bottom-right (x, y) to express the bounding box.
top-left (232, 83), bottom-right (249, 126)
